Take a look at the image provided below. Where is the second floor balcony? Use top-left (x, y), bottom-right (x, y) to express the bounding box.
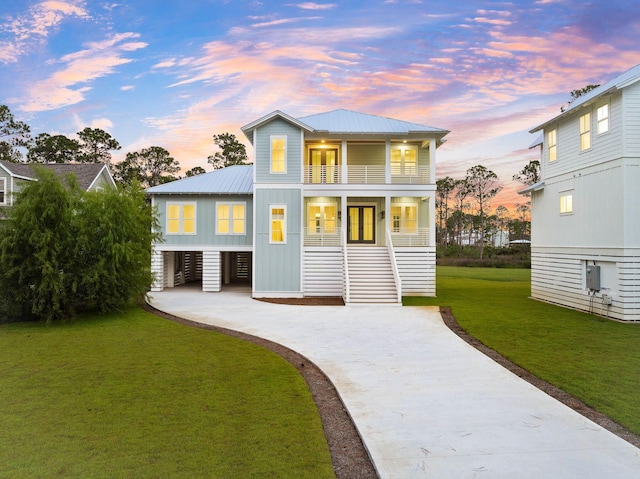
top-left (304, 165), bottom-right (430, 185)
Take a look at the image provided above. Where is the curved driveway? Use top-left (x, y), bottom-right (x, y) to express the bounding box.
top-left (148, 287), bottom-right (640, 479)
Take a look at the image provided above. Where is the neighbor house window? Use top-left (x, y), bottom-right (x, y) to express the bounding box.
top-left (597, 104), bottom-right (609, 134)
top-left (217, 203), bottom-right (245, 235)
top-left (390, 204), bottom-right (417, 233)
top-left (548, 129), bottom-right (557, 162)
top-left (580, 113), bottom-right (591, 150)
top-left (167, 202), bottom-right (196, 234)
top-left (560, 192), bottom-right (573, 215)
top-left (0, 178), bottom-right (6, 205)
top-left (271, 136), bottom-right (287, 173)
top-left (270, 205), bottom-right (286, 243)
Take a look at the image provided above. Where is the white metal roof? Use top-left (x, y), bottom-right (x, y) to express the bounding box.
top-left (530, 63), bottom-right (640, 133)
top-left (298, 109), bottom-right (448, 135)
top-left (146, 165), bottom-right (253, 195)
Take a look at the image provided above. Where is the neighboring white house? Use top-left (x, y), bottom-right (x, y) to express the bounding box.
top-left (0, 161), bottom-right (116, 208)
top-left (147, 109), bottom-right (449, 303)
top-left (523, 64), bottom-right (640, 321)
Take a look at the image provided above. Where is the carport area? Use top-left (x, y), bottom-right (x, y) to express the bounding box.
top-left (151, 249), bottom-right (252, 292)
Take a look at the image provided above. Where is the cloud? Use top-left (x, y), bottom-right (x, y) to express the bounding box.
top-left (292, 2), bottom-right (337, 10)
top-left (0, 1), bottom-right (89, 63)
top-left (19, 32), bottom-right (147, 112)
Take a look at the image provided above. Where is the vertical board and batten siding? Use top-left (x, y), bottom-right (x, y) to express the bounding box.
top-left (254, 118), bottom-right (302, 184)
top-left (346, 144), bottom-right (385, 166)
top-left (202, 251), bottom-right (221, 292)
top-left (303, 247), bottom-right (343, 296)
top-left (395, 248), bottom-right (436, 296)
top-left (154, 194), bottom-right (253, 247)
top-left (531, 247), bottom-right (640, 321)
top-left (544, 90), bottom-right (624, 180)
top-left (622, 81), bottom-right (640, 158)
top-left (253, 188), bottom-right (302, 294)
top-left (623, 159), bottom-right (640, 246)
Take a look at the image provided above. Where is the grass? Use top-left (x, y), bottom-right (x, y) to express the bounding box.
top-left (405, 266), bottom-right (640, 436)
top-left (0, 307), bottom-right (335, 479)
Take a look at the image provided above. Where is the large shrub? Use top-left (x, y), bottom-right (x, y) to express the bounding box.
top-left (0, 168), bottom-right (159, 322)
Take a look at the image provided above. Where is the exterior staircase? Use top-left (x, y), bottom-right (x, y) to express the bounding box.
top-left (345, 247), bottom-right (400, 304)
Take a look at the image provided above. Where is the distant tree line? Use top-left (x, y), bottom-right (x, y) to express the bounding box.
top-left (436, 160), bottom-right (539, 257)
top-left (0, 104), bottom-right (248, 188)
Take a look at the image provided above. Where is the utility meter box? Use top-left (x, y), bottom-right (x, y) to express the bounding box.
top-left (586, 265), bottom-right (601, 291)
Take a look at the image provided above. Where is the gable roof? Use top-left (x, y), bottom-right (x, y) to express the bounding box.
top-left (0, 161), bottom-right (115, 190)
top-left (241, 108), bottom-right (449, 144)
top-left (531, 64), bottom-right (640, 133)
top-left (146, 165), bottom-right (253, 195)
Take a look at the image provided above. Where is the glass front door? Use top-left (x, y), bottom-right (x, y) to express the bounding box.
top-left (347, 206), bottom-right (375, 244)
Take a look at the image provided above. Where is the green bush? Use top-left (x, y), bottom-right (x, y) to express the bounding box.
top-left (0, 168), bottom-right (159, 322)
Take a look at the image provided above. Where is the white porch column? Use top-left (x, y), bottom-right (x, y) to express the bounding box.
top-left (341, 195), bottom-right (348, 242)
top-left (385, 195), bottom-right (391, 246)
top-left (341, 140), bottom-right (348, 184)
top-left (429, 138), bottom-right (436, 184)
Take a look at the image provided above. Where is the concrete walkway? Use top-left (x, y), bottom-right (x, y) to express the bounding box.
top-left (148, 287), bottom-right (640, 479)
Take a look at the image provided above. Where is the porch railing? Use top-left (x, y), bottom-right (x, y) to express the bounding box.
top-left (304, 165), bottom-right (342, 184)
top-left (391, 166), bottom-right (430, 184)
top-left (347, 165), bottom-right (386, 184)
top-left (304, 227), bottom-right (342, 246)
top-left (390, 228), bottom-right (430, 247)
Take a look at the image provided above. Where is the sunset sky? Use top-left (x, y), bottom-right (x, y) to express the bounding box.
top-left (2, 0), bottom-right (639, 211)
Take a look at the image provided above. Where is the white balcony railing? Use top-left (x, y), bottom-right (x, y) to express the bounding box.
top-left (390, 228), bottom-right (430, 247)
top-left (347, 165), bottom-right (386, 184)
top-left (391, 166), bottom-right (430, 184)
top-left (304, 165), bottom-right (341, 184)
top-left (304, 227), bottom-right (342, 246)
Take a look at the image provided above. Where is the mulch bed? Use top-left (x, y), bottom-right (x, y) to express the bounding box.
top-left (144, 300), bottom-right (640, 479)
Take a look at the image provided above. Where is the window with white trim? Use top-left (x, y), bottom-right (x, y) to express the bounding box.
top-left (390, 204), bottom-right (417, 233)
top-left (560, 192), bottom-right (573, 215)
top-left (307, 203), bottom-right (337, 234)
top-left (597, 104), bottom-right (609, 134)
top-left (548, 129), bottom-right (557, 162)
top-left (0, 178), bottom-right (6, 205)
top-left (270, 205), bottom-right (286, 243)
top-left (580, 113), bottom-right (591, 150)
top-left (271, 136), bottom-right (287, 173)
top-left (391, 146), bottom-right (417, 176)
top-left (217, 202), bottom-right (246, 235)
top-left (167, 202), bottom-right (196, 234)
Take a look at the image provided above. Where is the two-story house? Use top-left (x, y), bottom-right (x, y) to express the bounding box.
top-left (523, 64), bottom-right (640, 321)
top-left (148, 109), bottom-right (449, 303)
top-left (0, 161), bottom-right (116, 208)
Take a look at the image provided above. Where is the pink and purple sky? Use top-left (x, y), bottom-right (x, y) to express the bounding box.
top-left (2, 0), bottom-right (639, 211)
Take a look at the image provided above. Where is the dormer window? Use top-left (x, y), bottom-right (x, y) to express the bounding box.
top-left (271, 136), bottom-right (286, 173)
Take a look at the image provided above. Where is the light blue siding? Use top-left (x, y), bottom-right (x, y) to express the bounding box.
top-left (254, 118), bottom-right (302, 184)
top-left (154, 194), bottom-right (253, 247)
top-left (254, 188), bottom-right (302, 293)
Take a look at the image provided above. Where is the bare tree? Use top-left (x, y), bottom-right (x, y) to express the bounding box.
top-left (465, 165), bottom-right (502, 259)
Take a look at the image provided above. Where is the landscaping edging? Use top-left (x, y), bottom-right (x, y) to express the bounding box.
top-left (440, 306), bottom-right (640, 449)
top-left (143, 303), bottom-right (379, 479)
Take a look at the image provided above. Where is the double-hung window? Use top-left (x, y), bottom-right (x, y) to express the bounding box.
top-left (548, 129), bottom-right (557, 162)
top-left (597, 104), bottom-right (609, 134)
top-left (167, 202), bottom-right (196, 234)
top-left (307, 204), bottom-right (337, 234)
top-left (217, 203), bottom-right (245, 235)
top-left (560, 192), bottom-right (573, 215)
top-left (391, 146), bottom-right (417, 176)
top-left (580, 113), bottom-right (591, 150)
top-left (271, 136), bottom-right (286, 174)
top-left (270, 205), bottom-right (286, 244)
top-left (390, 204), bottom-right (417, 234)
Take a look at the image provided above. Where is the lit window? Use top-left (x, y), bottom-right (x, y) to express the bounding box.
top-left (391, 146), bottom-right (418, 176)
top-left (390, 204), bottom-right (417, 233)
top-left (0, 178), bottom-right (6, 205)
top-left (271, 136), bottom-right (286, 173)
top-left (548, 129), bottom-right (557, 162)
top-left (580, 113), bottom-right (591, 150)
top-left (307, 204), bottom-right (336, 234)
top-left (597, 104), bottom-right (609, 134)
top-left (167, 203), bottom-right (196, 234)
top-left (560, 193), bottom-right (573, 215)
top-left (270, 205), bottom-right (286, 243)
top-left (217, 203), bottom-right (245, 235)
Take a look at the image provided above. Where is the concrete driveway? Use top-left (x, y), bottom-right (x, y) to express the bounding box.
top-left (148, 287), bottom-right (640, 479)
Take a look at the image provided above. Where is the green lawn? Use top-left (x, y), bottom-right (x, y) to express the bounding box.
top-left (0, 308), bottom-right (335, 479)
top-left (405, 266), bottom-right (640, 436)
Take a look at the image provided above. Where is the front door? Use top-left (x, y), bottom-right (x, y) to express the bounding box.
top-left (347, 206), bottom-right (375, 244)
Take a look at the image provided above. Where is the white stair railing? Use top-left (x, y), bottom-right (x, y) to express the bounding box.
top-left (386, 229), bottom-right (402, 304)
top-left (342, 227), bottom-right (350, 304)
